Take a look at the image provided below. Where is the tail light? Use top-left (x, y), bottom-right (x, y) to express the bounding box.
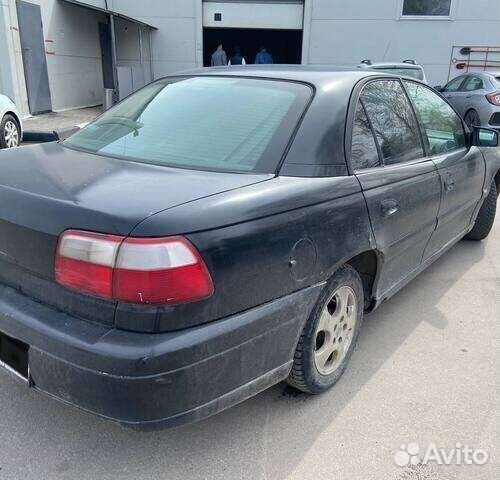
top-left (55, 230), bottom-right (214, 305)
top-left (486, 92), bottom-right (500, 106)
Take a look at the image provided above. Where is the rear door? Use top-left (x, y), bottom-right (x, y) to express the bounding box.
top-left (441, 75), bottom-right (467, 116)
top-left (350, 79), bottom-right (441, 296)
top-left (404, 81), bottom-right (486, 257)
top-left (461, 75), bottom-right (489, 125)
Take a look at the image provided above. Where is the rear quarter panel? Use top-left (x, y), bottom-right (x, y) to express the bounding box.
top-left (117, 176), bottom-right (374, 332)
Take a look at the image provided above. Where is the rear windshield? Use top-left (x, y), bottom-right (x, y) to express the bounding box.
top-left (374, 67), bottom-right (424, 80)
top-left (64, 77), bottom-right (311, 173)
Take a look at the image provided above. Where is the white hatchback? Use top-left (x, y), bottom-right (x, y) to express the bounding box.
top-left (358, 60), bottom-right (428, 84)
top-left (0, 94), bottom-right (22, 148)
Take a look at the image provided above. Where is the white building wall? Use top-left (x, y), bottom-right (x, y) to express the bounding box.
top-left (306, 0), bottom-right (500, 85)
top-left (0, 0), bottom-right (29, 114)
top-left (3, 0), bottom-right (500, 114)
top-left (0, 1), bottom-right (13, 95)
top-left (35, 0), bottom-right (106, 111)
top-left (1, 0), bottom-right (106, 115)
top-left (108, 0), bottom-right (200, 77)
top-left (106, 0), bottom-right (500, 85)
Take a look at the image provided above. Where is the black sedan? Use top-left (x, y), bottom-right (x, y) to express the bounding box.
top-left (0, 66), bottom-right (499, 429)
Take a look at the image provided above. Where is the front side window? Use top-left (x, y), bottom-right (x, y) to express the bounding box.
top-left (64, 77), bottom-right (311, 174)
top-left (361, 80), bottom-right (424, 165)
top-left (443, 76), bottom-right (465, 92)
top-left (404, 81), bottom-right (466, 155)
top-left (402, 0), bottom-right (452, 17)
top-left (351, 101), bottom-right (381, 170)
top-left (463, 76), bottom-right (484, 92)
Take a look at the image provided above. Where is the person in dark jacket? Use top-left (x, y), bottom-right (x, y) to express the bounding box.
top-left (228, 46), bottom-right (246, 65)
top-left (211, 43), bottom-right (227, 66)
top-left (254, 46), bottom-right (274, 64)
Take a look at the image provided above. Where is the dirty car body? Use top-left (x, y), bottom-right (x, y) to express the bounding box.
top-left (0, 66), bottom-right (499, 429)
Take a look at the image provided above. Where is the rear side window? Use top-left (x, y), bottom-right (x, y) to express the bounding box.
top-left (463, 76), bottom-right (484, 91)
top-left (63, 77), bottom-right (311, 174)
top-left (361, 80), bottom-right (424, 165)
top-left (351, 101), bottom-right (381, 170)
top-left (404, 81), bottom-right (466, 155)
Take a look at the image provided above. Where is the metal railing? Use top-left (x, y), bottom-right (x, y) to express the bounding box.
top-left (447, 45), bottom-right (500, 81)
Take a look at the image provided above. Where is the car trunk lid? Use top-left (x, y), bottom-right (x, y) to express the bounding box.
top-left (0, 142), bottom-right (271, 324)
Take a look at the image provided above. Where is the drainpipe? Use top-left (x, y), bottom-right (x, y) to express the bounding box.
top-left (109, 13), bottom-right (119, 102)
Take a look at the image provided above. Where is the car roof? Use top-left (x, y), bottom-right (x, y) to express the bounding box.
top-left (454, 70), bottom-right (500, 78)
top-left (482, 70), bottom-right (500, 78)
top-left (173, 65), bottom-right (389, 89)
top-left (360, 62), bottom-right (423, 69)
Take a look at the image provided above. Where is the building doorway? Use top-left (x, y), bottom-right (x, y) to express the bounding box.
top-left (203, 28), bottom-right (302, 66)
top-left (202, 0), bottom-right (304, 66)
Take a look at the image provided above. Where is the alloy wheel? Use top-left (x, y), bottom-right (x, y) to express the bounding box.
top-left (4, 120), bottom-right (19, 148)
top-left (313, 285), bottom-right (358, 376)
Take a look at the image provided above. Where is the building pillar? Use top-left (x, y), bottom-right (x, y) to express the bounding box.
top-left (301, 0), bottom-right (313, 65)
top-left (1, 0), bottom-right (29, 115)
top-left (195, 0), bottom-right (203, 67)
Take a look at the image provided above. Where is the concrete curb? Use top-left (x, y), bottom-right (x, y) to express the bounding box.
top-left (23, 126), bottom-right (80, 143)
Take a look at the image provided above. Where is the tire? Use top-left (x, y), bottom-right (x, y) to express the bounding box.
top-left (464, 109), bottom-right (481, 129)
top-left (465, 180), bottom-right (497, 241)
top-left (287, 264), bottom-right (364, 394)
top-left (0, 114), bottom-right (20, 149)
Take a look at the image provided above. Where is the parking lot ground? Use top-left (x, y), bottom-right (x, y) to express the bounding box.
top-left (0, 217), bottom-right (498, 480)
top-left (22, 106), bottom-right (102, 136)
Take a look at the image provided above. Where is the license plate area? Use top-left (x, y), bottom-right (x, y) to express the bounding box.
top-left (0, 331), bottom-right (29, 382)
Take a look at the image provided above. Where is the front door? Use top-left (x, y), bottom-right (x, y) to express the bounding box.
top-left (403, 81), bottom-right (486, 258)
top-left (16, 1), bottom-right (52, 114)
top-left (441, 75), bottom-right (467, 117)
top-left (350, 79), bottom-right (442, 295)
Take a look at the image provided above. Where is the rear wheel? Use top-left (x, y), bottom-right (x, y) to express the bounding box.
top-left (287, 265), bottom-right (364, 394)
top-left (464, 109), bottom-right (481, 129)
top-left (0, 114), bottom-right (20, 148)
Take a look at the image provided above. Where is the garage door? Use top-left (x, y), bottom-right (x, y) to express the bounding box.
top-left (203, 0), bottom-right (304, 30)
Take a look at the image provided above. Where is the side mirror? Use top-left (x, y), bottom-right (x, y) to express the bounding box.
top-left (473, 127), bottom-right (499, 147)
top-left (434, 85), bottom-right (443, 92)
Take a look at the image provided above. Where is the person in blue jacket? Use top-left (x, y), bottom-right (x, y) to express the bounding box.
top-left (254, 46), bottom-right (274, 64)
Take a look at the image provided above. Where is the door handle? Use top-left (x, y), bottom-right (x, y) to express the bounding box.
top-left (380, 199), bottom-right (400, 217)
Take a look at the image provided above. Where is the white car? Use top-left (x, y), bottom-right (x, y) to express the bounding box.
top-left (358, 59), bottom-right (428, 84)
top-left (0, 94), bottom-right (22, 148)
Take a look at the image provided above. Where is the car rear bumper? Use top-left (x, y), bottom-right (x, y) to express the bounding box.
top-left (0, 281), bottom-right (322, 429)
top-left (487, 110), bottom-right (500, 129)
top-left (478, 104), bottom-right (500, 129)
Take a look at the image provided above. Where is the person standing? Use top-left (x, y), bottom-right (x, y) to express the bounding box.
top-left (211, 43), bottom-right (227, 66)
top-left (254, 46), bottom-right (273, 64)
top-left (228, 46), bottom-right (246, 65)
